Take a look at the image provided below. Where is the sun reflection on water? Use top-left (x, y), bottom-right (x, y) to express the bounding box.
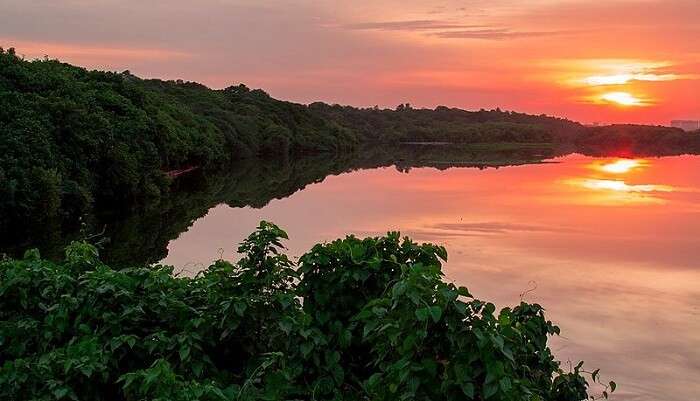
top-left (578, 179), bottom-right (673, 193)
top-left (566, 158), bottom-right (676, 205)
top-left (593, 159), bottom-right (647, 174)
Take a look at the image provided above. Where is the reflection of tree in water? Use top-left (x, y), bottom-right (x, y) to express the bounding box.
top-left (6, 142), bottom-right (690, 266)
top-left (1, 145), bottom-right (561, 265)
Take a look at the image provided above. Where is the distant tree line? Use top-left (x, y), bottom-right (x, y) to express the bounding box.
top-left (574, 124), bottom-right (700, 155)
top-left (309, 103), bottom-right (585, 144)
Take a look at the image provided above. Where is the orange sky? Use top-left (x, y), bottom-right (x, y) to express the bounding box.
top-left (1, 0), bottom-right (699, 124)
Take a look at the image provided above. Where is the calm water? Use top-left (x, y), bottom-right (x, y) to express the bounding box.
top-left (163, 154), bottom-right (700, 401)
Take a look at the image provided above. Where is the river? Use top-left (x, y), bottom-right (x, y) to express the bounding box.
top-left (162, 153), bottom-right (700, 401)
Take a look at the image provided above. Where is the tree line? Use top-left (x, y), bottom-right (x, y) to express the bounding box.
top-left (0, 49), bottom-right (356, 236)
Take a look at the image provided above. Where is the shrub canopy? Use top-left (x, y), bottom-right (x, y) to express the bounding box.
top-left (0, 222), bottom-right (614, 400)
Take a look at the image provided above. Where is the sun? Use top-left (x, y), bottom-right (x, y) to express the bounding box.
top-left (600, 91), bottom-right (644, 106)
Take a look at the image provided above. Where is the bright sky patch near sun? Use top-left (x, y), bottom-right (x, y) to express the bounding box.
top-left (600, 92), bottom-right (645, 106)
top-left (0, 0), bottom-right (698, 124)
top-left (584, 73), bottom-right (680, 86)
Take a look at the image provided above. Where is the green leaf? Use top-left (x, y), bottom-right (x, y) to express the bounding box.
top-left (392, 281), bottom-right (407, 297)
top-left (339, 329), bottom-right (352, 348)
top-left (461, 383), bottom-right (475, 399)
top-left (435, 246), bottom-right (448, 261)
top-left (367, 373), bottom-right (382, 389)
top-left (53, 387), bottom-right (70, 399)
top-left (233, 301), bottom-right (247, 316)
top-left (192, 361), bottom-right (204, 377)
top-left (454, 302), bottom-right (468, 315)
top-left (429, 306), bottom-right (442, 322)
top-left (499, 377), bottom-right (511, 392)
top-left (502, 346), bottom-right (514, 362)
top-left (300, 342), bottom-right (314, 358)
top-left (278, 317), bottom-right (294, 334)
top-left (484, 381), bottom-right (499, 399)
top-left (179, 345), bottom-right (191, 361)
top-left (457, 287), bottom-right (472, 298)
top-left (415, 307), bottom-right (430, 322)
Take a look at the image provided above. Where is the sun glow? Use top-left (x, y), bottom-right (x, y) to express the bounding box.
top-left (551, 59), bottom-right (688, 111)
top-left (584, 73), bottom-right (679, 86)
top-left (600, 92), bottom-right (644, 106)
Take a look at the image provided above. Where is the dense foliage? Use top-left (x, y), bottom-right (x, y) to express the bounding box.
top-left (575, 124), bottom-right (700, 155)
top-left (0, 222), bottom-right (614, 400)
top-left (310, 103), bottom-right (584, 144)
top-left (0, 48), bottom-right (355, 237)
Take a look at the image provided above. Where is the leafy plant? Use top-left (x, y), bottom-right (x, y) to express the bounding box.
top-left (0, 222), bottom-right (614, 400)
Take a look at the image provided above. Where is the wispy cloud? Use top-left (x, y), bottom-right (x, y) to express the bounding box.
top-left (569, 60), bottom-right (698, 86)
top-left (433, 28), bottom-right (580, 40)
top-left (585, 73), bottom-right (681, 86)
top-left (342, 20), bottom-right (580, 41)
top-left (342, 20), bottom-right (485, 32)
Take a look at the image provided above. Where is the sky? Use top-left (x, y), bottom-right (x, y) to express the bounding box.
top-left (1, 0), bottom-right (699, 124)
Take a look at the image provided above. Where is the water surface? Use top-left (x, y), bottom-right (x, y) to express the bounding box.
top-left (164, 154), bottom-right (700, 401)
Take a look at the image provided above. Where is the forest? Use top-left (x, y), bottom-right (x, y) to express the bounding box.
top-left (0, 222), bottom-right (615, 401)
top-left (0, 48), bottom-right (360, 239)
top-left (2, 48), bottom-right (700, 245)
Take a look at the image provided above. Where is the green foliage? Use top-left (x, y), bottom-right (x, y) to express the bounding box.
top-left (0, 222), bottom-right (614, 400)
top-left (0, 49), bottom-right (356, 240)
top-left (309, 103), bottom-right (586, 144)
top-left (576, 124), bottom-right (700, 155)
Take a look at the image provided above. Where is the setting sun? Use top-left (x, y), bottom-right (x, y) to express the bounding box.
top-left (600, 91), bottom-right (645, 106)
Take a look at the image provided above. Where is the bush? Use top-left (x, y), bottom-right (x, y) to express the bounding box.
top-left (0, 222), bottom-right (615, 400)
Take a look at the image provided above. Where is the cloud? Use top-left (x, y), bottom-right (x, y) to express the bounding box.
top-left (341, 19), bottom-right (581, 41)
top-left (585, 73), bottom-right (681, 86)
top-left (433, 28), bottom-right (579, 40)
top-left (342, 20), bottom-right (485, 32)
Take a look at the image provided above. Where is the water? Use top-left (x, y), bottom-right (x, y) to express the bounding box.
top-left (163, 154), bottom-right (700, 401)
